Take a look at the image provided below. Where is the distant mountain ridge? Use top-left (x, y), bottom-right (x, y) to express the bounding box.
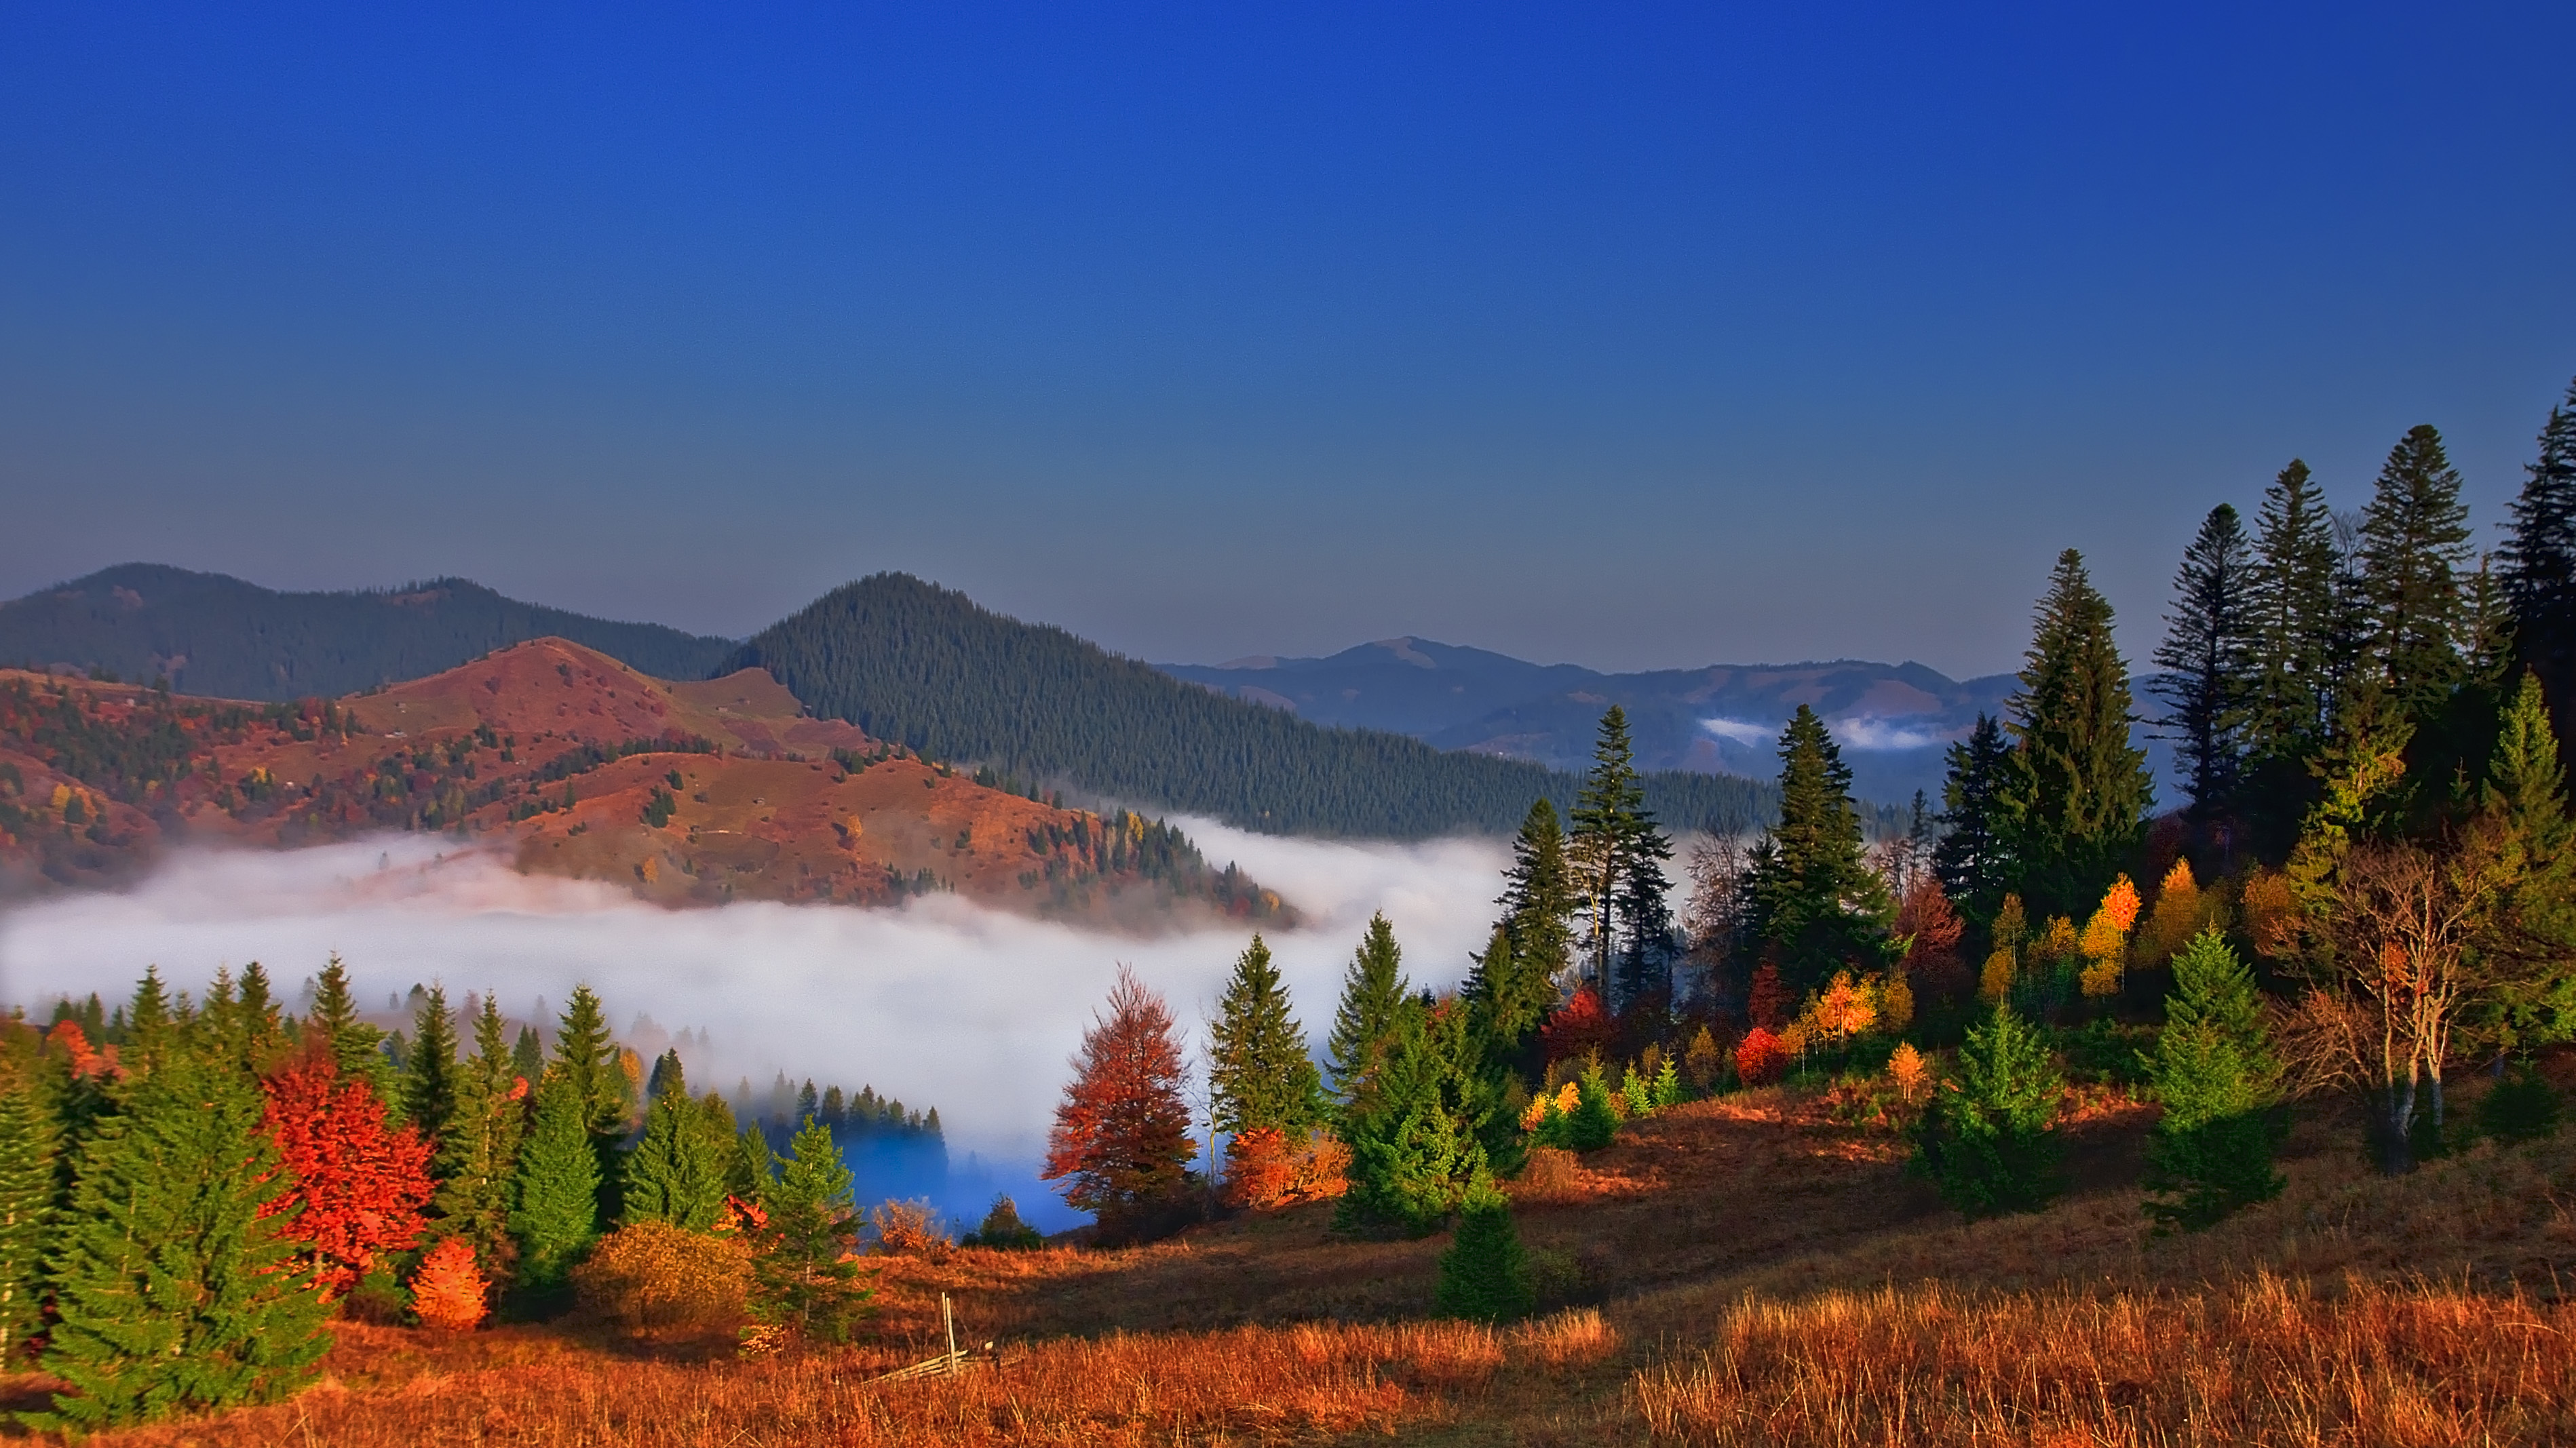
top-left (727, 574), bottom-right (1805, 838)
top-left (1161, 638), bottom-right (2020, 803)
top-left (0, 564), bottom-right (736, 701)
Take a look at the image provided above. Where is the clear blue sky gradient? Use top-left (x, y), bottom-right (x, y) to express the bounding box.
top-left (3, 3), bottom-right (2571, 678)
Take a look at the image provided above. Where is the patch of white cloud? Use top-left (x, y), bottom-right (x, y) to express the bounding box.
top-left (1698, 716), bottom-right (1775, 747)
top-left (1827, 716), bottom-right (1950, 751)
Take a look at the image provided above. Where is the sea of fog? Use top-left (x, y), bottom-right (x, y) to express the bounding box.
top-left (0, 825), bottom-right (1507, 1230)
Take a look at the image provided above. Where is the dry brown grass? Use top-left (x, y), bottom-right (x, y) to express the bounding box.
top-left (1636, 1273), bottom-right (2576, 1446)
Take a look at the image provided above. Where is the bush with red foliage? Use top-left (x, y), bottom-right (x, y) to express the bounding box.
top-left (409, 1239), bottom-right (489, 1331)
top-left (1539, 987), bottom-right (1616, 1067)
top-left (1735, 1027), bottom-right (1790, 1087)
top-left (1043, 966), bottom-right (1198, 1236)
top-left (1223, 1126), bottom-right (1352, 1210)
top-left (261, 1048), bottom-right (435, 1299)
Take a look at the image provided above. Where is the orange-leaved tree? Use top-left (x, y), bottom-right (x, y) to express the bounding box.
top-left (1735, 1027), bottom-right (1790, 1087)
top-left (1043, 966), bottom-right (1196, 1236)
top-left (1222, 1126), bottom-right (1351, 1209)
top-left (408, 1239), bottom-right (489, 1331)
top-left (261, 1048), bottom-right (434, 1299)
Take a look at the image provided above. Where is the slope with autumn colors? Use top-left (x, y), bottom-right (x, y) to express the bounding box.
top-left (0, 638), bottom-right (1288, 926)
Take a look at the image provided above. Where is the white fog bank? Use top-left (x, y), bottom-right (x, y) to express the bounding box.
top-left (0, 825), bottom-right (1509, 1174)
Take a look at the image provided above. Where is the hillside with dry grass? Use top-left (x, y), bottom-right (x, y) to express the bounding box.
top-left (14, 1058), bottom-right (2574, 1447)
top-left (0, 639), bottom-right (1287, 926)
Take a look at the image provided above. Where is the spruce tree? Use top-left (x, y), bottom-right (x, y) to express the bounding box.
top-left (1743, 704), bottom-right (1892, 989)
top-left (307, 953), bottom-right (392, 1105)
top-left (402, 983), bottom-right (461, 1152)
top-left (2505, 376), bottom-right (2576, 743)
top-left (2155, 503), bottom-right (2258, 825)
top-left (2356, 424), bottom-right (2474, 715)
top-left (1334, 1002), bottom-right (1488, 1239)
top-left (2247, 458), bottom-right (2343, 759)
top-left (1935, 713), bottom-right (2014, 922)
top-left (2001, 549), bottom-right (2155, 918)
top-left (1912, 1002), bottom-right (2064, 1219)
top-left (1497, 799), bottom-right (1575, 987)
top-left (750, 1118), bottom-right (870, 1344)
top-left (1209, 935), bottom-right (1324, 1136)
top-left (1569, 706), bottom-right (1649, 997)
top-left (510, 1023), bottom-right (543, 1082)
top-left (431, 994), bottom-right (525, 1283)
top-left (1325, 914), bottom-right (1412, 1114)
top-left (2141, 928), bottom-right (2284, 1230)
top-left (547, 985), bottom-right (625, 1221)
top-left (34, 1053), bottom-right (330, 1429)
top-left (0, 1068), bottom-right (55, 1361)
top-left (1433, 1176), bottom-right (1533, 1322)
top-left (1463, 922), bottom-right (1551, 1080)
top-left (507, 1073), bottom-right (600, 1289)
top-left (2474, 671), bottom-right (2576, 1051)
top-left (621, 1060), bottom-right (729, 1232)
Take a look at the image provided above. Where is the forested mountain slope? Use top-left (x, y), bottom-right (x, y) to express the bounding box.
top-left (0, 564), bottom-right (735, 699)
top-left (727, 574), bottom-right (1800, 838)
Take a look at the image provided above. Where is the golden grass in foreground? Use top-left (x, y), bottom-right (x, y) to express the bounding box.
top-left (1636, 1274), bottom-right (2576, 1447)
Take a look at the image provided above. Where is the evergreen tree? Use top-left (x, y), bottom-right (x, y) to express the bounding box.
top-left (1463, 922), bottom-right (1551, 1081)
top-left (307, 953), bottom-right (392, 1105)
top-left (1335, 1001), bottom-right (1494, 1238)
top-left (507, 1073), bottom-right (600, 1289)
top-left (402, 983), bottom-right (461, 1152)
top-left (0, 1066), bottom-right (55, 1361)
top-left (1324, 914), bottom-right (1412, 1114)
top-left (2142, 928), bottom-right (2284, 1230)
top-left (1743, 705), bottom-right (1893, 988)
top-left (1569, 706), bottom-right (1649, 997)
top-left (1912, 1003), bottom-right (2064, 1219)
top-left (1935, 713), bottom-right (2014, 922)
top-left (1497, 799), bottom-right (1575, 987)
top-left (1614, 829), bottom-right (1678, 1011)
top-left (2505, 376), bottom-right (2576, 743)
top-left (2247, 458), bottom-right (2343, 760)
top-left (547, 985), bottom-right (625, 1222)
top-left (510, 1023), bottom-right (543, 1082)
top-left (431, 994), bottom-right (525, 1283)
top-left (2001, 549), bottom-right (2155, 918)
top-left (1209, 935), bottom-right (1324, 1136)
top-left (1433, 1177), bottom-right (1532, 1323)
top-left (748, 1118), bottom-right (870, 1344)
top-left (2356, 425), bottom-right (2474, 715)
top-left (2155, 503), bottom-right (2258, 825)
top-left (621, 1059), bottom-right (730, 1232)
top-left (2473, 671), bottom-right (2576, 1051)
top-left (34, 1053), bottom-right (330, 1429)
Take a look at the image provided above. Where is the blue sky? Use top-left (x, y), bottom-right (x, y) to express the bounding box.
top-left (2, 3), bottom-right (2570, 678)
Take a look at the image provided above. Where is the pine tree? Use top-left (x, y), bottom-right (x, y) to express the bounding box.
top-left (1569, 706), bottom-right (1649, 996)
top-left (1463, 922), bottom-right (1552, 1080)
top-left (2505, 376), bottom-right (2576, 744)
top-left (34, 1052), bottom-right (330, 1429)
top-left (1041, 967), bottom-right (1196, 1237)
top-left (2142, 928), bottom-right (2284, 1230)
top-left (0, 1066), bottom-right (55, 1361)
top-left (1209, 935), bottom-right (1324, 1136)
top-left (510, 1023), bottom-right (543, 1082)
top-left (2473, 671), bottom-right (2576, 1051)
top-left (2357, 425), bottom-right (2475, 715)
top-left (1325, 914), bottom-right (1412, 1114)
top-left (748, 1118), bottom-right (871, 1344)
top-left (547, 985), bottom-right (625, 1223)
top-left (1497, 799), bottom-right (1575, 987)
top-left (307, 953), bottom-right (393, 1106)
top-left (403, 983), bottom-right (461, 1152)
top-left (1912, 1002), bottom-right (2064, 1219)
top-left (1335, 1001), bottom-right (1494, 1238)
top-left (621, 1059), bottom-right (730, 1232)
top-left (1743, 705), bottom-right (1893, 989)
top-left (2248, 458), bottom-right (2343, 760)
top-left (2155, 503), bottom-right (2258, 825)
top-left (2001, 549), bottom-right (2155, 918)
top-left (1935, 713), bottom-right (2014, 922)
top-left (1433, 1176), bottom-right (1532, 1322)
top-left (431, 994), bottom-right (526, 1284)
top-left (508, 1073), bottom-right (600, 1289)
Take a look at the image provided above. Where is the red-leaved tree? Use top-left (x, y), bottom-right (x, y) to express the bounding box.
top-left (1539, 986), bottom-right (1616, 1067)
top-left (1043, 966), bottom-right (1195, 1234)
top-left (1895, 877), bottom-right (1972, 1004)
top-left (1735, 1027), bottom-right (1790, 1087)
top-left (261, 1048), bottom-right (434, 1299)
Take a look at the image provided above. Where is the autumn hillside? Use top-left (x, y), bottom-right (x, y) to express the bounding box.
top-left (0, 639), bottom-right (1288, 926)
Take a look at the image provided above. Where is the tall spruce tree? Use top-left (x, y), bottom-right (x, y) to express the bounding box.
top-left (1464, 922), bottom-right (1551, 1082)
top-left (307, 953), bottom-right (392, 1106)
top-left (35, 1052), bottom-right (330, 1429)
top-left (2474, 671), bottom-right (2576, 1051)
top-left (1497, 799), bottom-right (1575, 985)
top-left (1208, 935), bottom-right (1324, 1136)
top-left (621, 1059), bottom-right (730, 1232)
top-left (1569, 707), bottom-right (1653, 998)
top-left (749, 1118), bottom-right (870, 1344)
top-left (402, 983), bottom-right (461, 1152)
top-left (2155, 503), bottom-right (2258, 826)
top-left (1742, 705), bottom-right (1892, 989)
top-left (2248, 459), bottom-right (2343, 760)
top-left (1325, 914), bottom-right (1412, 1114)
top-left (2505, 376), bottom-right (2576, 743)
top-left (1334, 1002), bottom-right (1492, 1238)
top-left (0, 1065), bottom-right (55, 1361)
top-left (2142, 928), bottom-right (2284, 1230)
top-left (2001, 549), bottom-right (2155, 918)
top-left (1935, 713), bottom-right (2014, 922)
top-left (2357, 425), bottom-right (2475, 716)
top-left (547, 985), bottom-right (626, 1224)
top-left (431, 994), bottom-right (526, 1283)
top-left (508, 1072), bottom-right (600, 1289)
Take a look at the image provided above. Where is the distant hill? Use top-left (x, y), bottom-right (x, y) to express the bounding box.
top-left (0, 564), bottom-right (735, 700)
top-left (1166, 639), bottom-right (2020, 804)
top-left (727, 574), bottom-right (1800, 838)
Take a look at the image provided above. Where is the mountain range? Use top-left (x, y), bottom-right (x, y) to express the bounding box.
top-left (1161, 638), bottom-right (2022, 804)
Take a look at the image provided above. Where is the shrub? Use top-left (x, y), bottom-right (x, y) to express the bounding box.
top-left (1433, 1179), bottom-right (1532, 1323)
top-left (1912, 1003), bottom-right (2064, 1219)
top-left (2479, 1063), bottom-right (2562, 1143)
top-left (1682, 1026), bottom-right (1726, 1092)
top-left (961, 1195), bottom-right (1045, 1250)
top-left (2142, 927), bottom-right (2284, 1231)
top-left (1734, 1028), bottom-right (1790, 1087)
top-left (1514, 1146), bottom-right (1581, 1200)
top-left (1567, 1065), bottom-right (1619, 1151)
top-left (571, 1221), bottom-right (754, 1334)
top-left (1224, 1125), bottom-right (1353, 1209)
top-left (869, 1199), bottom-right (952, 1259)
top-left (410, 1239), bottom-right (490, 1331)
